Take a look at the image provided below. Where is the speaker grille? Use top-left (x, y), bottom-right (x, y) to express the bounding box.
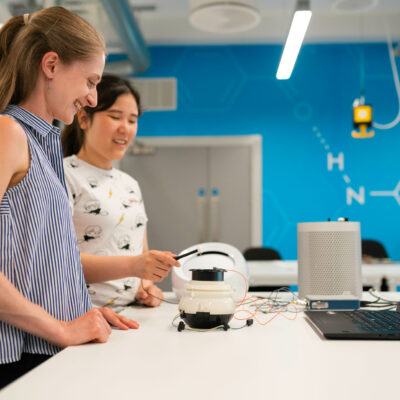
top-left (298, 230), bottom-right (362, 298)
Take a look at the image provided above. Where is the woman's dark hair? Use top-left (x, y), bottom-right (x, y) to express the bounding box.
top-left (61, 74), bottom-right (142, 157)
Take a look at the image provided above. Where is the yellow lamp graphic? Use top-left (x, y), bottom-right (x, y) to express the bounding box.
top-left (352, 104), bottom-right (375, 138)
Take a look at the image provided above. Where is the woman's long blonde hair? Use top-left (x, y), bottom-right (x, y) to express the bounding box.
top-left (0, 6), bottom-right (106, 112)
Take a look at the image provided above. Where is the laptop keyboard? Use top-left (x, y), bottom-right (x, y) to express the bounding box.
top-left (342, 310), bottom-right (400, 332)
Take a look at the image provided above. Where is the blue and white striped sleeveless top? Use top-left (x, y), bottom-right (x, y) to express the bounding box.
top-left (0, 105), bottom-right (92, 364)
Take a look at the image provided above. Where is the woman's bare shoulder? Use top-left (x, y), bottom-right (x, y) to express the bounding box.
top-left (0, 115), bottom-right (27, 148)
top-left (0, 115), bottom-right (28, 176)
top-left (0, 114), bottom-right (24, 129)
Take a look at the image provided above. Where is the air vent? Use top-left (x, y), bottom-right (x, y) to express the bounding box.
top-left (130, 78), bottom-right (177, 111)
top-left (131, 5), bottom-right (157, 12)
top-left (332, 0), bottom-right (378, 13)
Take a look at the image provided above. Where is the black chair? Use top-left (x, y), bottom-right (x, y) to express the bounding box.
top-left (361, 239), bottom-right (389, 259)
top-left (361, 239), bottom-right (389, 291)
top-left (243, 247), bottom-right (281, 261)
top-left (243, 247), bottom-right (283, 292)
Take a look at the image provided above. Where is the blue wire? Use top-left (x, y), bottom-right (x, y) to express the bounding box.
top-left (230, 324), bottom-right (248, 330)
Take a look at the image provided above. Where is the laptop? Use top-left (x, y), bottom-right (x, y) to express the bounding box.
top-left (305, 309), bottom-right (400, 339)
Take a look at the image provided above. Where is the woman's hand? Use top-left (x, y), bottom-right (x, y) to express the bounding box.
top-left (55, 308), bottom-right (111, 347)
top-left (130, 250), bottom-right (180, 282)
top-left (54, 308), bottom-right (139, 348)
top-left (135, 280), bottom-right (164, 307)
top-left (97, 307), bottom-right (140, 330)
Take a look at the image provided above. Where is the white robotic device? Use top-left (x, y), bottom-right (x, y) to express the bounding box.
top-left (172, 242), bottom-right (249, 302)
top-left (171, 242), bottom-right (249, 330)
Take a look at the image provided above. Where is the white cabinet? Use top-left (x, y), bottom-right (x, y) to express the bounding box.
top-left (120, 135), bottom-right (262, 290)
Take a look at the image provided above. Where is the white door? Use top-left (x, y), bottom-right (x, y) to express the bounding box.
top-left (120, 136), bottom-right (262, 290)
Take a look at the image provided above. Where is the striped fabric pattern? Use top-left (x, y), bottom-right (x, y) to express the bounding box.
top-left (0, 105), bottom-right (92, 364)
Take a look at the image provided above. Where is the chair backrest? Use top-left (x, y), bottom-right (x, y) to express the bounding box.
top-left (243, 247), bottom-right (281, 261)
top-left (361, 239), bottom-right (389, 259)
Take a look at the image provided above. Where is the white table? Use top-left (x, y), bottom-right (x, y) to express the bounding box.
top-left (1, 293), bottom-right (400, 400)
top-left (249, 260), bottom-right (400, 291)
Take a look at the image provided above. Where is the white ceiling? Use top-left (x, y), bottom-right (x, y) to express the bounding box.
top-left (129, 0), bottom-right (400, 45)
top-left (2, 0), bottom-right (400, 50)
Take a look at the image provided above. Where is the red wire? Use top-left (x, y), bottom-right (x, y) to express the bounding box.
top-left (225, 269), bottom-right (298, 326)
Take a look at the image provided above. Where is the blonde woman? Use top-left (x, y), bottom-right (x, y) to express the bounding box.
top-left (0, 7), bottom-right (176, 388)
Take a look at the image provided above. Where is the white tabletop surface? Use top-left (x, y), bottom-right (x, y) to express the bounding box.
top-left (1, 292), bottom-right (400, 400)
top-left (248, 260), bottom-right (400, 290)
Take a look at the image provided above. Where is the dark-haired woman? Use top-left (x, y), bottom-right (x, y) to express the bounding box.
top-left (62, 74), bottom-right (174, 309)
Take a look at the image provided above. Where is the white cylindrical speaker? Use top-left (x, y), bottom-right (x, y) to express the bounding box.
top-left (297, 221), bottom-right (362, 299)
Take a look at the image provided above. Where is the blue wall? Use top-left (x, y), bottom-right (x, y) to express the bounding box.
top-left (135, 43), bottom-right (400, 260)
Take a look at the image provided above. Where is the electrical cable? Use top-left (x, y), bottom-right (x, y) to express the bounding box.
top-left (174, 249), bottom-right (198, 261)
top-left (197, 250), bottom-right (230, 257)
top-left (140, 279), bottom-right (179, 305)
top-left (234, 296), bottom-right (299, 326)
top-left (357, 288), bottom-right (398, 310)
top-left (140, 261), bottom-right (300, 330)
top-left (363, 288), bottom-right (399, 307)
top-left (171, 313), bottom-right (252, 332)
top-left (224, 270), bottom-right (300, 325)
top-left (372, 27), bottom-right (400, 130)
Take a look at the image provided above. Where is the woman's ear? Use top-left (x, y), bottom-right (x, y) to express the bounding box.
top-left (77, 109), bottom-right (90, 130)
top-left (41, 51), bottom-right (59, 79)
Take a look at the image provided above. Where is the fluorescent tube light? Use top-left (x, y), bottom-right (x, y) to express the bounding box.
top-left (276, 1), bottom-right (312, 80)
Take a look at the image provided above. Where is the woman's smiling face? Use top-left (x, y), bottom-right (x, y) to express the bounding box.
top-left (49, 52), bottom-right (105, 125)
top-left (78, 93), bottom-right (139, 169)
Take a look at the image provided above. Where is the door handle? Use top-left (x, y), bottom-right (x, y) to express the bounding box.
top-left (197, 188), bottom-right (207, 242)
top-left (209, 188), bottom-right (219, 242)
